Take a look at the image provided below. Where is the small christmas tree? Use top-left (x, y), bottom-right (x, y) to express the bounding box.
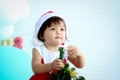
top-left (51, 47), bottom-right (85, 80)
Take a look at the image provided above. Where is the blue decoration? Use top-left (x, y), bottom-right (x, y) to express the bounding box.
top-left (0, 46), bottom-right (33, 80)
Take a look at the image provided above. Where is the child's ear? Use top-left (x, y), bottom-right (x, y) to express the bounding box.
top-left (40, 36), bottom-right (44, 41)
top-left (39, 35), bottom-right (44, 40)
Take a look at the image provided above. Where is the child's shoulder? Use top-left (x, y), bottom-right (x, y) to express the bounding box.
top-left (33, 44), bottom-right (43, 52)
top-left (34, 44), bottom-right (44, 49)
top-left (33, 44), bottom-right (45, 57)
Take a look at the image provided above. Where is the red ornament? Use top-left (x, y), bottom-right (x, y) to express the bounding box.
top-left (61, 43), bottom-right (64, 45)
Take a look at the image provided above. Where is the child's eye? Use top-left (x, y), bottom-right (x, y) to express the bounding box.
top-left (50, 28), bottom-right (55, 30)
top-left (61, 28), bottom-right (65, 31)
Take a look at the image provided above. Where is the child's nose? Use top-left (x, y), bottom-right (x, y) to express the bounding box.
top-left (56, 30), bottom-right (61, 34)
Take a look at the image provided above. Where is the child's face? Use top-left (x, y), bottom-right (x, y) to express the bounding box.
top-left (43, 21), bottom-right (66, 46)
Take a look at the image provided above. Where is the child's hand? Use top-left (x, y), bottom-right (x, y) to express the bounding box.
top-left (51, 59), bottom-right (64, 70)
top-left (67, 45), bottom-right (81, 56)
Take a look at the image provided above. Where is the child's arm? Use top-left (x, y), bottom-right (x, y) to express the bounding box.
top-left (32, 48), bottom-right (64, 74)
top-left (67, 45), bottom-right (85, 68)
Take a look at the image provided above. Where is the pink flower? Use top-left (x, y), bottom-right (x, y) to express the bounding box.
top-left (13, 44), bottom-right (23, 49)
top-left (14, 37), bottom-right (23, 45)
top-left (13, 36), bottom-right (23, 49)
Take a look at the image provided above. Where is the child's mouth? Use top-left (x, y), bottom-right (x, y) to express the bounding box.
top-left (55, 36), bottom-right (61, 39)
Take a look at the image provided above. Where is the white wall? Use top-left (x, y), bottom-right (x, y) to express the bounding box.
top-left (13, 0), bottom-right (120, 80)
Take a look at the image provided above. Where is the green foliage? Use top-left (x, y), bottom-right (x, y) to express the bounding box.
top-left (51, 47), bottom-right (86, 80)
top-left (58, 47), bottom-right (64, 61)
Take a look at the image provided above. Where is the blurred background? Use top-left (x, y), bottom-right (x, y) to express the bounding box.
top-left (0, 0), bottom-right (120, 80)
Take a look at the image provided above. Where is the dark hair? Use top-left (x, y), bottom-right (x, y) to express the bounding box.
top-left (37, 16), bottom-right (67, 42)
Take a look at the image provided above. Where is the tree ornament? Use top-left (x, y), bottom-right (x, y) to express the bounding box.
top-left (51, 46), bottom-right (86, 80)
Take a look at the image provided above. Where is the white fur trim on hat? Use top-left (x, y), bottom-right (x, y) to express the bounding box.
top-left (35, 11), bottom-right (59, 37)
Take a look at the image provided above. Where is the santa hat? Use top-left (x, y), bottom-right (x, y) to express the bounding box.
top-left (35, 11), bottom-right (62, 37)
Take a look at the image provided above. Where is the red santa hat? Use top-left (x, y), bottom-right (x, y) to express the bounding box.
top-left (35, 11), bottom-right (61, 37)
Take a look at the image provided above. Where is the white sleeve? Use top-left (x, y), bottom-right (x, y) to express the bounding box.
top-left (34, 45), bottom-right (43, 58)
top-left (64, 51), bottom-right (68, 59)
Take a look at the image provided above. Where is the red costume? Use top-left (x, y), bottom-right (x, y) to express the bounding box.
top-left (30, 58), bottom-right (66, 80)
top-left (30, 58), bottom-right (51, 80)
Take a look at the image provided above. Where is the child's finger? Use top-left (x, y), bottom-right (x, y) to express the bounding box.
top-left (67, 45), bottom-right (76, 52)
